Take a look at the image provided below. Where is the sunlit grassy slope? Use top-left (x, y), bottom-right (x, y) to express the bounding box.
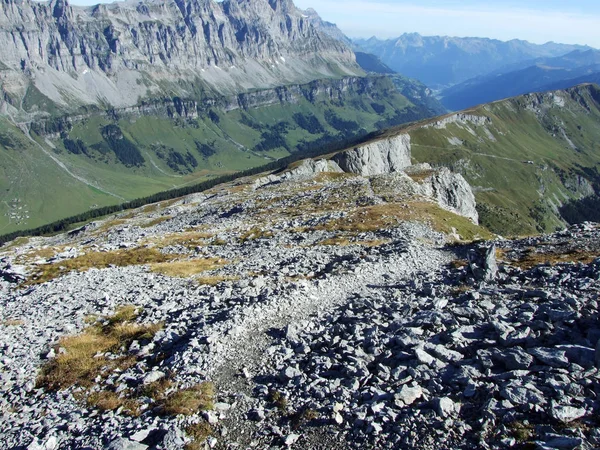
top-left (408, 84), bottom-right (600, 235)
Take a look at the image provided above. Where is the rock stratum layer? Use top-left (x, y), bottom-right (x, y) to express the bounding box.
top-left (0, 0), bottom-right (360, 115)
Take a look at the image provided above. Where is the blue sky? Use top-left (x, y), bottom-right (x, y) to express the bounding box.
top-left (67, 0), bottom-right (600, 47)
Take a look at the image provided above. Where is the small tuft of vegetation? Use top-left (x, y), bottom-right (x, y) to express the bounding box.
top-left (86, 390), bottom-right (141, 416)
top-left (3, 319), bottom-right (24, 327)
top-left (152, 231), bottom-right (214, 249)
top-left (406, 169), bottom-right (435, 182)
top-left (239, 228), bottom-right (274, 243)
top-left (449, 259), bottom-right (469, 269)
top-left (140, 216), bottom-right (172, 228)
top-left (150, 258), bottom-right (227, 278)
top-left (159, 382), bottom-right (215, 416)
top-left (506, 421), bottom-right (535, 443)
top-left (195, 275), bottom-right (239, 286)
top-left (313, 171), bottom-right (359, 183)
top-left (290, 408), bottom-right (320, 429)
top-left (268, 390), bottom-right (288, 412)
top-left (184, 421), bottom-right (213, 450)
top-left (37, 305), bottom-right (161, 393)
top-left (27, 247), bottom-right (175, 285)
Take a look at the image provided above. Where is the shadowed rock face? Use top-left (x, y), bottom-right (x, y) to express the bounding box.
top-left (0, 0), bottom-right (361, 110)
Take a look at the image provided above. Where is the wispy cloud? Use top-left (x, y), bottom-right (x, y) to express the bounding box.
top-left (295, 0), bottom-right (600, 47)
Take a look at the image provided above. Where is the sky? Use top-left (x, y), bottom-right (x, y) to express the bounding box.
top-left (66, 0), bottom-right (600, 48)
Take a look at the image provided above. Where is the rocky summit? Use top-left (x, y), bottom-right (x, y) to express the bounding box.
top-left (0, 137), bottom-right (599, 450)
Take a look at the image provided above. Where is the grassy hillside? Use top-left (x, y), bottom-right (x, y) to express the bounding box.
top-left (0, 76), bottom-right (430, 234)
top-left (407, 84), bottom-right (600, 235)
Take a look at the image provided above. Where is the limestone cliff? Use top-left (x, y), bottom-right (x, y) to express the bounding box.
top-left (332, 134), bottom-right (412, 176)
top-left (0, 0), bottom-right (362, 115)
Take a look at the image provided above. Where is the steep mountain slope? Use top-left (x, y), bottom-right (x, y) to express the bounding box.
top-left (354, 52), bottom-right (395, 74)
top-left (403, 84), bottom-right (600, 235)
top-left (355, 34), bottom-right (590, 89)
top-left (0, 0), bottom-right (440, 234)
top-left (440, 50), bottom-right (600, 110)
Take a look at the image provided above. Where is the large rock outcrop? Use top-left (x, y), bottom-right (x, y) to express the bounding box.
top-left (414, 166), bottom-right (479, 223)
top-left (332, 134), bottom-right (412, 176)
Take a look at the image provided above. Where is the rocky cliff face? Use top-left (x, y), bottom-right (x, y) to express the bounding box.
top-left (0, 0), bottom-right (361, 114)
top-left (255, 133), bottom-right (479, 223)
top-left (332, 134), bottom-right (412, 176)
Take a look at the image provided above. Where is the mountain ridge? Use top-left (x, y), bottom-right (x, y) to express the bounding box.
top-left (440, 49), bottom-right (600, 110)
top-left (354, 33), bottom-right (592, 89)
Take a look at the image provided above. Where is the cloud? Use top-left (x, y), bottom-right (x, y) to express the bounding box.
top-left (294, 0), bottom-right (600, 47)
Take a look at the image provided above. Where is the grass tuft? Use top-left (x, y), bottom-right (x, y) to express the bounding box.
top-left (505, 248), bottom-right (600, 270)
top-left (314, 202), bottom-right (493, 242)
top-left (37, 305), bottom-right (162, 392)
top-left (27, 247), bottom-right (175, 285)
top-left (160, 382), bottom-right (215, 416)
top-left (140, 216), bottom-right (172, 228)
top-left (150, 258), bottom-right (227, 278)
top-left (239, 227), bottom-right (274, 243)
top-left (184, 421), bottom-right (213, 450)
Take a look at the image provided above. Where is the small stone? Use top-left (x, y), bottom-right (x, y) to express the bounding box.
top-left (551, 405), bottom-right (586, 423)
top-left (204, 410), bottom-right (219, 425)
top-left (106, 438), bottom-right (148, 450)
top-left (333, 412), bottom-right (344, 424)
top-left (395, 384), bottom-right (423, 406)
top-left (142, 371), bottom-right (165, 385)
top-left (248, 409), bottom-right (265, 421)
top-left (434, 397), bottom-right (457, 418)
top-left (284, 434), bottom-right (300, 446)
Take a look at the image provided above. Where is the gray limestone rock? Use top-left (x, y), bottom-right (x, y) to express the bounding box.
top-left (332, 134), bottom-right (412, 176)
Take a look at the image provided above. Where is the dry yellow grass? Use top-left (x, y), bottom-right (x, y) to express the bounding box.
top-left (2, 319), bottom-right (24, 327)
top-left (318, 236), bottom-right (390, 247)
top-left (95, 218), bottom-right (128, 234)
top-left (86, 390), bottom-right (142, 416)
top-left (505, 248), bottom-right (600, 270)
top-left (239, 228), bottom-right (274, 242)
top-left (150, 258), bottom-right (227, 278)
top-left (37, 305), bottom-right (162, 392)
top-left (160, 382), bottom-right (215, 416)
top-left (314, 202), bottom-right (493, 242)
top-left (184, 421), bottom-right (214, 450)
top-left (196, 275), bottom-right (239, 286)
top-left (140, 216), bottom-right (172, 228)
top-left (313, 172), bottom-right (359, 183)
top-left (319, 236), bottom-right (352, 246)
top-left (18, 246), bottom-right (59, 262)
top-left (1, 236), bottom-right (30, 252)
top-left (27, 247), bottom-right (175, 285)
top-left (406, 170), bottom-right (435, 182)
top-left (153, 231), bottom-right (214, 249)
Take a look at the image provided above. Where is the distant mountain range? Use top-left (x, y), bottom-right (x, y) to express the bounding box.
top-left (354, 34), bottom-right (591, 89)
top-left (440, 50), bottom-right (600, 111)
